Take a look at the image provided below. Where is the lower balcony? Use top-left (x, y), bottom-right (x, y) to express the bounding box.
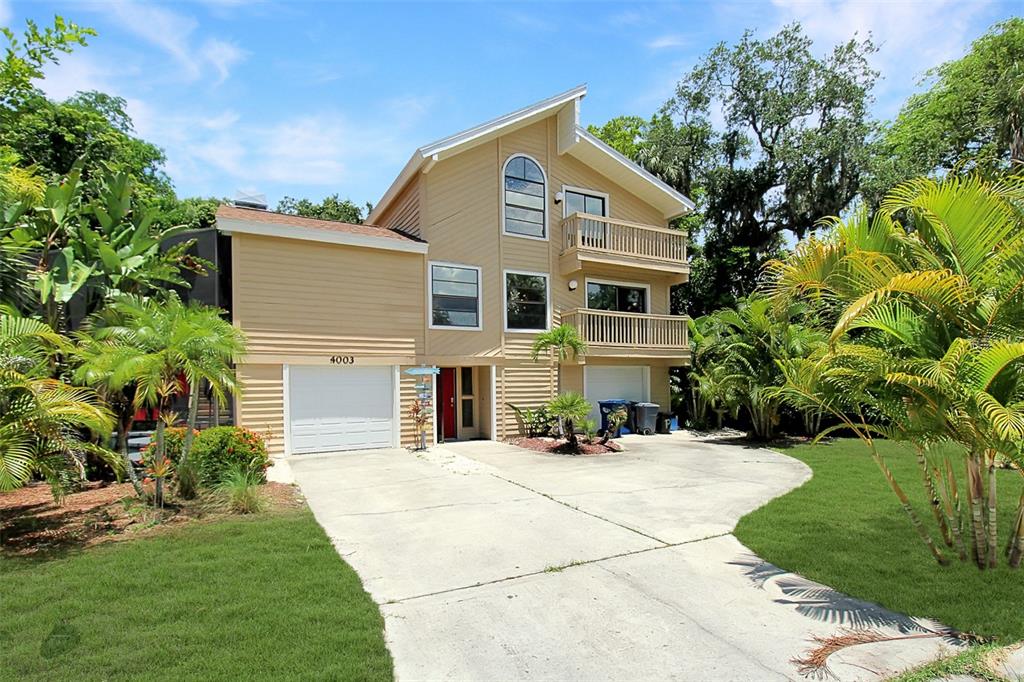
top-left (561, 308), bottom-right (691, 360)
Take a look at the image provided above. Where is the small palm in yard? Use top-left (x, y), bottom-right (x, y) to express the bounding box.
top-left (531, 324), bottom-right (587, 394)
top-left (765, 174), bottom-right (1024, 569)
top-left (217, 464), bottom-right (267, 514)
top-left (547, 392), bottom-right (592, 452)
top-left (75, 293), bottom-right (246, 500)
top-left (0, 313), bottom-right (119, 496)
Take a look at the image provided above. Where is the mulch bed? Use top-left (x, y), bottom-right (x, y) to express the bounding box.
top-left (0, 480), bottom-right (303, 557)
top-left (512, 437), bottom-right (622, 455)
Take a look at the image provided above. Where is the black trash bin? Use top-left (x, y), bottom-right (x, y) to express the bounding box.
top-left (598, 399), bottom-right (630, 438)
top-left (633, 402), bottom-right (660, 435)
top-left (656, 412), bottom-right (673, 434)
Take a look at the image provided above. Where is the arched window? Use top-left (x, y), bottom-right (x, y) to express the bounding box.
top-left (503, 154), bottom-right (546, 239)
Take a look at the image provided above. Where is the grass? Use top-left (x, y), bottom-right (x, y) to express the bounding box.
top-left (1, 509), bottom-right (393, 681)
top-left (889, 643), bottom-right (1005, 682)
top-left (734, 438), bottom-right (1024, 643)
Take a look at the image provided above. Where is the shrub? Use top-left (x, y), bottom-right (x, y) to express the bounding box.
top-left (140, 426), bottom-right (197, 463)
top-left (547, 392), bottom-right (592, 450)
top-left (217, 464), bottom-right (267, 514)
top-left (190, 426), bottom-right (270, 486)
top-left (508, 403), bottom-right (556, 438)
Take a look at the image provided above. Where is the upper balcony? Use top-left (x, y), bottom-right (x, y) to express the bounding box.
top-left (559, 212), bottom-right (689, 282)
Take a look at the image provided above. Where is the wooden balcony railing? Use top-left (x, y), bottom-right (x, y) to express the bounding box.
top-left (561, 308), bottom-right (690, 350)
top-left (561, 212), bottom-right (687, 264)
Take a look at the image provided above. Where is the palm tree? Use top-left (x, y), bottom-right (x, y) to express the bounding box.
top-left (547, 392), bottom-right (592, 452)
top-left (530, 323), bottom-right (588, 395)
top-left (0, 313), bottom-right (116, 498)
top-left (764, 174), bottom-right (1024, 568)
top-left (76, 294), bottom-right (246, 486)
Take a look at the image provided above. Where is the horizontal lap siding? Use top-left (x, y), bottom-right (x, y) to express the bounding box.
top-left (399, 367), bottom-right (424, 448)
top-left (233, 234), bottom-right (425, 360)
top-left (425, 142), bottom-right (504, 357)
top-left (237, 364), bottom-right (285, 456)
top-left (377, 177), bottom-right (422, 238)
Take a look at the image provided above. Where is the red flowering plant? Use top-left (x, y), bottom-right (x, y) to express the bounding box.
top-left (190, 426), bottom-right (270, 485)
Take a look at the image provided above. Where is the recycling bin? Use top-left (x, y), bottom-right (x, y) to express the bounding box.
top-left (598, 399), bottom-right (630, 438)
top-left (632, 402), bottom-right (661, 435)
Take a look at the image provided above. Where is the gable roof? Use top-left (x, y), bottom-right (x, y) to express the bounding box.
top-left (367, 84), bottom-right (694, 224)
top-left (216, 205), bottom-right (427, 254)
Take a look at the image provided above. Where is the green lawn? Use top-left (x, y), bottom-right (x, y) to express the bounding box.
top-left (1, 509), bottom-right (393, 681)
top-left (734, 438), bottom-right (1024, 643)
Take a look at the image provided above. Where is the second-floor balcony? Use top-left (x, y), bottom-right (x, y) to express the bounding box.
top-left (559, 212), bottom-right (689, 282)
top-left (561, 308), bottom-right (691, 360)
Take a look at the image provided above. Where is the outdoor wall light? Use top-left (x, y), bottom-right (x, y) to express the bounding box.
top-left (554, 191), bottom-right (564, 204)
top-left (568, 279), bottom-right (578, 291)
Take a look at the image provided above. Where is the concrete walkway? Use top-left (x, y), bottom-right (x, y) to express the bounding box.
top-left (289, 433), bottom-right (960, 681)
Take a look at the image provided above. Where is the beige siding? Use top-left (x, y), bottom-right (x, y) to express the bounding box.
top-left (400, 366), bottom-right (429, 449)
top-left (232, 233), bottom-right (425, 363)
top-left (237, 364), bottom-right (285, 457)
top-left (423, 141), bottom-right (504, 358)
top-left (376, 177), bottom-right (421, 238)
top-left (496, 364), bottom-right (556, 439)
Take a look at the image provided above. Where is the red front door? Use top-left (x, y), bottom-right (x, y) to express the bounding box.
top-left (440, 368), bottom-right (457, 440)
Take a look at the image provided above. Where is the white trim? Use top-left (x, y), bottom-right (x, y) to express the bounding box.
top-left (584, 277), bottom-right (652, 314)
top-left (217, 217), bottom-right (428, 254)
top-left (575, 127), bottom-right (695, 217)
top-left (368, 85), bottom-right (587, 224)
top-left (428, 261), bottom-right (483, 331)
top-left (282, 363), bottom-right (292, 456)
top-left (560, 184), bottom-right (610, 218)
top-left (489, 364), bottom-right (497, 441)
top-left (503, 269), bottom-right (551, 333)
top-left (501, 153), bottom-right (549, 242)
top-left (643, 365), bottom-right (652, 402)
top-left (392, 366), bottom-right (402, 449)
top-left (431, 367), bottom-right (439, 446)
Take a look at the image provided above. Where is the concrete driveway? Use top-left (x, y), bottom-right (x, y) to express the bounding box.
top-left (288, 433), bottom-right (958, 681)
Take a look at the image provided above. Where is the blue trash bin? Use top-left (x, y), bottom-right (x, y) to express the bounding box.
top-left (598, 399), bottom-right (630, 438)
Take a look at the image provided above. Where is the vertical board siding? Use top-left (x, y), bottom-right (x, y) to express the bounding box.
top-left (498, 364), bottom-right (556, 439)
top-left (237, 364), bottom-right (285, 456)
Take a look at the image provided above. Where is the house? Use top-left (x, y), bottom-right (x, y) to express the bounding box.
top-left (216, 85), bottom-right (694, 457)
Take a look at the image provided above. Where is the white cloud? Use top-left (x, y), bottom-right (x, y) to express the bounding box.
top-left (125, 95), bottom-right (434, 199)
top-left (199, 38), bottom-right (247, 85)
top-left (39, 52), bottom-right (123, 101)
top-left (647, 35), bottom-right (687, 50)
top-left (770, 0), bottom-right (992, 115)
top-left (96, 0), bottom-right (248, 85)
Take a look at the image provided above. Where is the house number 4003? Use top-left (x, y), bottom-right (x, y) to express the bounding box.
top-left (329, 355), bottom-right (354, 365)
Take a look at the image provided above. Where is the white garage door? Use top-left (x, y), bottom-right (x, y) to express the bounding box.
top-left (584, 365), bottom-right (649, 422)
top-left (288, 365), bottom-right (396, 454)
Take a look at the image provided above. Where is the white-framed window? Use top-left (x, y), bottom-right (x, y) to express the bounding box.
top-left (503, 269), bottom-right (550, 332)
top-left (502, 154), bottom-right (547, 240)
top-left (585, 277), bottom-right (651, 314)
top-left (429, 262), bottom-right (482, 330)
top-left (561, 184), bottom-right (610, 218)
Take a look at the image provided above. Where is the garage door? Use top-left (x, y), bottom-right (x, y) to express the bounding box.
top-left (288, 365), bottom-right (396, 454)
top-left (584, 365), bottom-right (649, 422)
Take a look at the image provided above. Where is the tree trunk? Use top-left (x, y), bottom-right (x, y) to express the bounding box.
top-left (939, 459), bottom-right (968, 561)
top-left (966, 452), bottom-right (988, 569)
top-left (986, 451), bottom-right (999, 569)
top-left (871, 445), bottom-right (949, 566)
top-left (153, 417), bottom-right (166, 509)
top-left (182, 378), bottom-right (201, 463)
top-left (118, 409), bottom-right (143, 497)
top-left (916, 447), bottom-right (952, 548)
top-left (1008, 492), bottom-right (1024, 569)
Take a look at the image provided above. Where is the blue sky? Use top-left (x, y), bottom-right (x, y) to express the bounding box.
top-left (4, 0), bottom-right (1018, 210)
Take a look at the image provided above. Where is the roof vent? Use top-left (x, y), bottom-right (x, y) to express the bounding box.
top-left (233, 190), bottom-right (268, 210)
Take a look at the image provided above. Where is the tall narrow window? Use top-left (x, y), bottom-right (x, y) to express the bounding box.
top-left (505, 271), bottom-right (549, 331)
top-left (430, 263), bottom-right (480, 329)
top-left (503, 155), bottom-right (546, 239)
